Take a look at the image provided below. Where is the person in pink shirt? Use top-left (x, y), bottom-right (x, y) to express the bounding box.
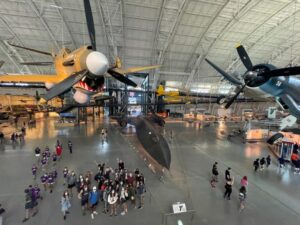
top-left (240, 176), bottom-right (248, 189)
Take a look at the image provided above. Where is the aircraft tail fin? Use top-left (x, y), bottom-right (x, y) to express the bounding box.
top-left (156, 84), bottom-right (165, 96)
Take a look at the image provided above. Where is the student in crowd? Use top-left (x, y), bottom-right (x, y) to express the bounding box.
top-left (136, 181), bottom-right (146, 209)
top-left (78, 185), bottom-right (89, 215)
top-left (120, 186), bottom-right (129, 215)
top-left (63, 167), bottom-right (68, 186)
top-left (31, 164), bottom-right (37, 180)
top-left (22, 188), bottom-right (37, 223)
top-left (108, 189), bottom-right (118, 216)
top-left (61, 191), bottom-right (71, 220)
top-left (89, 186), bottom-right (99, 219)
top-left (67, 171), bottom-right (77, 197)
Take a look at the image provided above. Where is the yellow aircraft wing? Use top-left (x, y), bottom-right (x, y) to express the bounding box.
top-left (0, 74), bottom-right (63, 83)
top-left (115, 65), bottom-right (160, 74)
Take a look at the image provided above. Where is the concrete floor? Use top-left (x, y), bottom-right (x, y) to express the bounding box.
top-left (0, 119), bottom-right (300, 225)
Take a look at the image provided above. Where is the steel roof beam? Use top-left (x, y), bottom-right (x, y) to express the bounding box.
top-left (0, 41), bottom-right (23, 73)
top-left (152, 0), bottom-right (190, 89)
top-left (27, 0), bottom-right (60, 50)
top-left (224, 1), bottom-right (296, 72)
top-left (52, 0), bottom-right (76, 49)
top-left (0, 17), bottom-right (38, 74)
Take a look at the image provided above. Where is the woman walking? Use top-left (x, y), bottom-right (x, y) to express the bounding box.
top-left (61, 191), bottom-right (71, 220)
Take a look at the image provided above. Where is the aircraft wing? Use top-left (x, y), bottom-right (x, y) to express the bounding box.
top-left (0, 74), bottom-right (62, 83)
top-left (114, 65), bottom-right (160, 74)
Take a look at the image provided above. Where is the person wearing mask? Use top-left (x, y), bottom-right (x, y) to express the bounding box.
top-left (89, 186), bottom-right (99, 219)
top-left (224, 177), bottom-right (234, 200)
top-left (108, 189), bottom-right (118, 216)
top-left (225, 167), bottom-right (231, 181)
top-left (61, 191), bottom-right (71, 220)
top-left (78, 185), bottom-right (89, 215)
top-left (67, 171), bottom-right (77, 197)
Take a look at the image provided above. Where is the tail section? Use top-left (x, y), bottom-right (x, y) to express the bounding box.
top-left (156, 84), bottom-right (165, 96)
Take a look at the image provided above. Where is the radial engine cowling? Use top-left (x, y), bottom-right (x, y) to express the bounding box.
top-left (73, 91), bottom-right (90, 104)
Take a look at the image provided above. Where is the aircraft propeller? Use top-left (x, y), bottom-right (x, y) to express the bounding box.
top-left (83, 0), bottom-right (137, 87)
top-left (206, 45), bottom-right (300, 109)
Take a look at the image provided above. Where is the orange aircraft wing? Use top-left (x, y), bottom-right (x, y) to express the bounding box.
top-left (115, 65), bottom-right (160, 74)
top-left (0, 74), bottom-right (64, 83)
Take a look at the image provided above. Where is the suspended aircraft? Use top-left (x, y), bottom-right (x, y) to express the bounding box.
top-left (155, 82), bottom-right (254, 105)
top-left (205, 45), bottom-right (300, 119)
top-left (0, 0), bottom-right (158, 104)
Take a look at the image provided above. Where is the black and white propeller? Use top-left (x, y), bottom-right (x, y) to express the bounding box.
top-left (83, 0), bottom-right (137, 87)
top-left (42, 0), bottom-right (137, 102)
top-left (205, 45), bottom-right (300, 109)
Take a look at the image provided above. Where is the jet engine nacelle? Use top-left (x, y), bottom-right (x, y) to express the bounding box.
top-left (73, 90), bottom-right (90, 104)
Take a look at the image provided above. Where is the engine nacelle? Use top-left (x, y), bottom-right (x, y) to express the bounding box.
top-left (45, 82), bottom-right (54, 89)
top-left (73, 91), bottom-right (90, 104)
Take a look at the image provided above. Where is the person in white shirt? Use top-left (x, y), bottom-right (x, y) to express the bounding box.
top-left (108, 190), bottom-right (118, 216)
top-left (120, 187), bottom-right (128, 215)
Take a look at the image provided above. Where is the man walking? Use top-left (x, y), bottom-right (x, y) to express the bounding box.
top-left (68, 141), bottom-right (73, 154)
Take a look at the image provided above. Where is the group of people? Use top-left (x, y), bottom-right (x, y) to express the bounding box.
top-left (61, 160), bottom-right (146, 220)
top-left (22, 138), bottom-right (146, 222)
top-left (10, 127), bottom-right (26, 144)
top-left (22, 140), bottom-right (72, 222)
top-left (210, 163), bottom-right (248, 212)
top-left (253, 155), bottom-right (271, 172)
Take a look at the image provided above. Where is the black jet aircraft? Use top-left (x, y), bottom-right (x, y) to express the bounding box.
top-left (114, 113), bottom-right (171, 169)
top-left (205, 45), bottom-right (300, 118)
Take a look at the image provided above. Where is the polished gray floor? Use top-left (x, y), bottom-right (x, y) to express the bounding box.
top-left (0, 119), bottom-right (299, 225)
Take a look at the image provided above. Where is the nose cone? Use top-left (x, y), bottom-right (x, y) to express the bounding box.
top-left (86, 51), bottom-right (109, 76)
